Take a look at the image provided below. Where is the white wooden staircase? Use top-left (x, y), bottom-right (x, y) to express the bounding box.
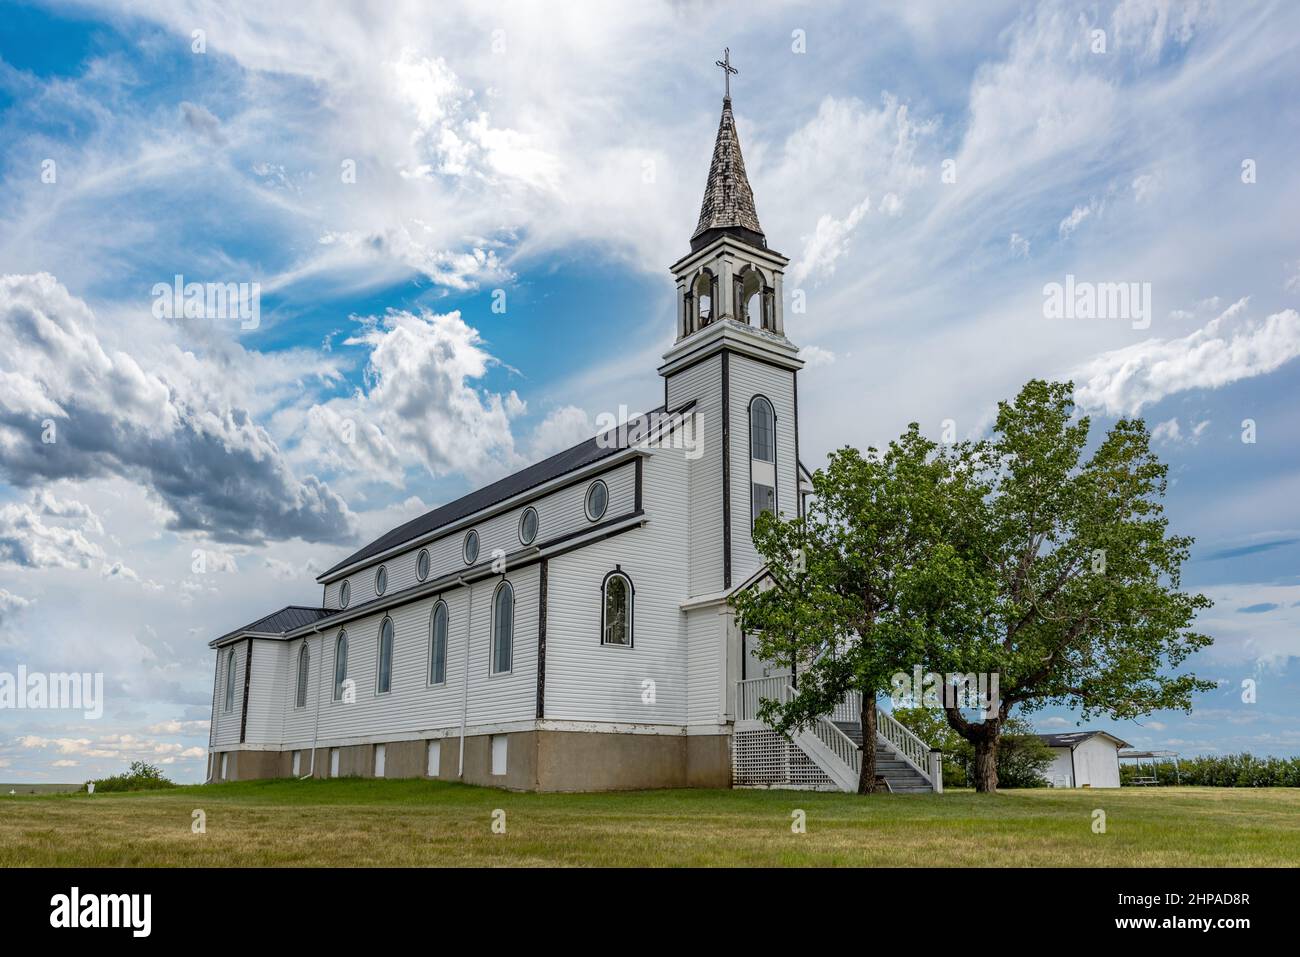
top-left (733, 677), bottom-right (941, 793)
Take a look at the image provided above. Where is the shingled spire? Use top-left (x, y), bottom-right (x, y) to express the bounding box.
top-left (690, 67), bottom-right (766, 253)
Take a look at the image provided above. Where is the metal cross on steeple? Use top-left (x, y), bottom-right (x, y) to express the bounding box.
top-left (715, 47), bottom-right (738, 100)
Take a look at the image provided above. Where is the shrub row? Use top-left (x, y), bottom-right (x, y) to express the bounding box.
top-left (1121, 753), bottom-right (1300, 787)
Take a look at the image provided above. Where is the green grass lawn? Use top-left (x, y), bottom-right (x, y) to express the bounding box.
top-left (2, 779), bottom-right (1298, 867)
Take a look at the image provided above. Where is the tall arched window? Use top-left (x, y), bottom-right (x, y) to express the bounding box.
top-left (491, 581), bottom-right (514, 675)
top-left (333, 631), bottom-right (349, 700)
top-left (429, 600), bottom-right (448, 685)
top-left (601, 570), bottom-right (634, 647)
top-left (376, 617), bottom-right (394, 694)
top-left (296, 643), bottom-right (310, 708)
top-left (224, 649), bottom-right (236, 712)
top-left (750, 396), bottom-right (777, 524)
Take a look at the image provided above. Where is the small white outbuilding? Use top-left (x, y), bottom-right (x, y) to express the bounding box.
top-left (1036, 731), bottom-right (1130, 788)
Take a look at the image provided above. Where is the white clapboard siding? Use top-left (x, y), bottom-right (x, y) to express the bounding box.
top-left (281, 636), bottom-right (319, 745)
top-left (242, 640), bottom-right (288, 744)
top-left (544, 447), bottom-right (691, 725)
top-left (685, 606), bottom-right (725, 726)
top-left (665, 353), bottom-right (725, 596)
top-left (728, 354), bottom-right (798, 586)
top-left (229, 463), bottom-right (641, 751)
top-left (322, 460), bottom-right (638, 610)
top-left (271, 565), bottom-right (542, 747)
top-left (210, 644), bottom-right (245, 747)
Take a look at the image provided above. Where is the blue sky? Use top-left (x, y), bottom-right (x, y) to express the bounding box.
top-left (2, 0), bottom-right (1299, 781)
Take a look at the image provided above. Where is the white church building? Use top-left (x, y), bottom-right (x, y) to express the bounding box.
top-left (207, 76), bottom-right (938, 793)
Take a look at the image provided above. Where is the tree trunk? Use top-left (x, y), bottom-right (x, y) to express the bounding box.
top-left (973, 733), bottom-right (999, 793)
top-left (944, 706), bottom-right (1001, 793)
top-left (858, 692), bottom-right (878, 794)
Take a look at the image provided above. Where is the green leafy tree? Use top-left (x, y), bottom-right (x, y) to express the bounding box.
top-left (921, 380), bottom-right (1214, 792)
top-left (733, 429), bottom-right (972, 793)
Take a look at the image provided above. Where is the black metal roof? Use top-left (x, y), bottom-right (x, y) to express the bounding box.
top-left (211, 605), bottom-right (331, 645)
top-left (1037, 731), bottom-right (1131, 749)
top-left (319, 406), bottom-right (667, 580)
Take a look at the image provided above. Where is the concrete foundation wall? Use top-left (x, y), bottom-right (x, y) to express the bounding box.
top-left (212, 729), bottom-right (732, 792)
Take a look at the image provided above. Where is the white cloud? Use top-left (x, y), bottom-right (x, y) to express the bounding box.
top-left (0, 587), bottom-right (31, 626)
top-left (1058, 199), bottom-right (1098, 238)
top-left (178, 101), bottom-right (225, 144)
top-left (298, 309), bottom-right (524, 486)
top-left (1131, 171), bottom-right (1160, 203)
top-left (1194, 582), bottom-right (1300, 668)
top-left (1073, 299), bottom-right (1300, 415)
top-left (100, 559), bottom-right (163, 591)
top-left (799, 345), bottom-right (837, 368)
top-left (144, 719), bottom-right (210, 736)
top-left (1151, 417), bottom-right (1181, 443)
top-left (790, 197), bottom-right (871, 287)
top-left (17, 732), bottom-right (208, 764)
top-left (0, 492), bottom-right (105, 569)
top-left (529, 406), bottom-right (593, 461)
top-left (1009, 232), bottom-right (1030, 258)
top-left (0, 274), bottom-right (356, 544)
top-left (1285, 261), bottom-right (1300, 294)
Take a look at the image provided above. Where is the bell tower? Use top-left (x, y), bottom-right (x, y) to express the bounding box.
top-left (660, 50), bottom-right (803, 596)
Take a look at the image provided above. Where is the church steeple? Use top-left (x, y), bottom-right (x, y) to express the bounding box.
top-left (691, 51), bottom-right (766, 253)
top-left (667, 50), bottom-right (789, 345)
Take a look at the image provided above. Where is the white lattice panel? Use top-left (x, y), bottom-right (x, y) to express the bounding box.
top-left (732, 728), bottom-right (834, 788)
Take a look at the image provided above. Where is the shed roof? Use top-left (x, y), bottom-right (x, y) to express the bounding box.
top-left (210, 605), bottom-right (330, 646)
top-left (1037, 731), bottom-right (1131, 749)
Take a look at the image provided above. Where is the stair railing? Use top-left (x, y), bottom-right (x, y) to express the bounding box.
top-left (876, 708), bottom-right (932, 778)
top-left (795, 688), bottom-right (861, 775)
top-left (736, 676), bottom-right (789, 721)
top-left (836, 690), bottom-right (933, 782)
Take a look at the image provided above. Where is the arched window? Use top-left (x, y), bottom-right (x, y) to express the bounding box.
top-left (750, 396), bottom-right (777, 524)
top-left (491, 581), bottom-right (514, 675)
top-left (429, 600), bottom-right (448, 685)
top-left (295, 643), bottom-right (310, 709)
top-left (376, 617), bottom-right (394, 694)
top-left (601, 570), bottom-right (634, 647)
top-left (375, 565), bottom-right (388, 596)
top-left (750, 396), bottom-right (775, 463)
top-left (333, 631), bottom-right (349, 700)
top-left (585, 479), bottom-right (608, 522)
top-left (224, 649), bottom-right (236, 712)
top-left (339, 579), bottom-right (351, 609)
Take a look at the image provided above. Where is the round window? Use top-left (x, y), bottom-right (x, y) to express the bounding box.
top-left (375, 565), bottom-right (388, 596)
top-left (417, 548), bottom-right (430, 581)
top-left (519, 507), bottom-right (539, 545)
top-left (339, 579), bottom-right (351, 609)
top-left (585, 480), bottom-right (609, 522)
top-left (463, 529), bottom-right (480, 565)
